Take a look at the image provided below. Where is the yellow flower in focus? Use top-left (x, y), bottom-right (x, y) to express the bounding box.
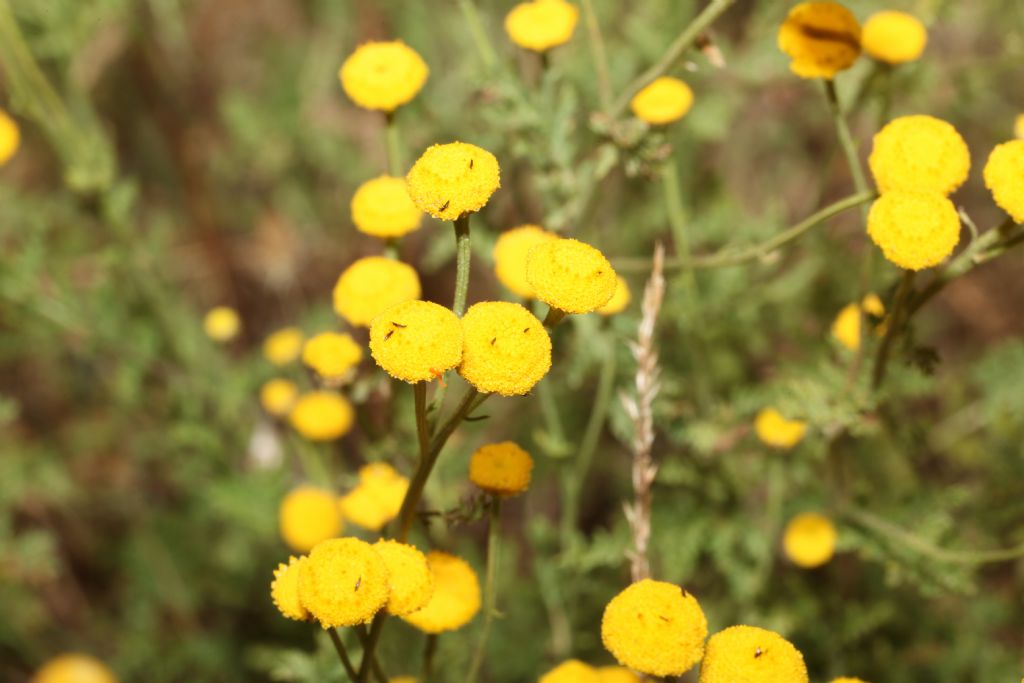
top-left (601, 579), bottom-right (708, 677)
top-left (340, 464), bottom-right (410, 531)
top-left (504, 0), bottom-right (580, 53)
top-left (339, 41), bottom-right (428, 112)
top-left (32, 655), bottom-right (117, 683)
top-left (351, 175), bottom-right (423, 238)
top-left (861, 11), bottom-right (927, 64)
top-left (1015, 114), bottom-right (1024, 140)
top-left (401, 551), bottom-right (481, 633)
top-left (263, 327), bottom-right (304, 365)
top-left (866, 191), bottom-right (960, 270)
top-left (830, 294), bottom-right (885, 352)
top-left (369, 300), bottom-right (463, 384)
top-left (373, 540), bottom-right (434, 615)
top-left (783, 512), bottom-right (838, 568)
top-left (298, 538), bottom-right (390, 628)
top-left (493, 225), bottom-right (558, 299)
top-left (333, 257), bottom-right (422, 327)
top-left (289, 391), bottom-right (355, 441)
top-left (279, 485), bottom-right (343, 553)
top-left (753, 407), bottom-right (807, 449)
top-left (539, 660), bottom-right (599, 683)
top-left (595, 667), bottom-right (641, 683)
top-left (699, 625), bottom-right (809, 683)
top-left (526, 238), bottom-right (617, 314)
top-left (203, 306), bottom-right (240, 342)
top-left (271, 556), bottom-right (311, 621)
top-left (869, 115), bottom-right (970, 196)
top-left (597, 276), bottom-right (631, 316)
top-left (630, 77), bottom-right (694, 126)
top-left (260, 378), bottom-right (299, 417)
top-left (469, 441), bottom-right (534, 496)
top-left (406, 142), bottom-right (501, 221)
top-left (458, 302), bottom-right (551, 396)
top-left (302, 332), bottom-right (363, 383)
top-left (983, 140), bottom-right (1024, 224)
top-left (777, 2), bottom-right (861, 80)
top-left (0, 109), bottom-right (20, 166)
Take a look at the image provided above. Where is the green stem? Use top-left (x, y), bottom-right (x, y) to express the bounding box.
top-left (871, 270), bottom-right (914, 391)
top-left (823, 79), bottom-right (870, 203)
top-left (542, 306), bottom-right (567, 328)
top-left (457, 0), bottom-right (498, 71)
top-left (465, 498), bottom-right (502, 683)
top-left (422, 634), bottom-right (438, 682)
top-left (356, 615), bottom-right (384, 683)
top-left (414, 382), bottom-right (430, 463)
top-left (581, 0), bottom-right (612, 112)
top-left (452, 214), bottom-right (472, 317)
top-left (354, 625), bottom-right (388, 683)
top-left (385, 111), bottom-right (402, 176)
top-left (327, 628), bottom-right (359, 682)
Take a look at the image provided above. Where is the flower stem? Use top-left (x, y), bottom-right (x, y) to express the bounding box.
top-left (327, 628), bottom-right (359, 682)
top-left (354, 625), bottom-right (388, 683)
top-left (464, 497), bottom-right (502, 683)
top-left (457, 0), bottom-right (498, 71)
top-left (581, 0), bottom-right (612, 112)
top-left (870, 270), bottom-right (915, 391)
top-left (542, 306), bottom-right (567, 327)
top-left (422, 634), bottom-right (438, 682)
top-left (452, 214), bottom-right (472, 317)
top-left (385, 111), bottom-right (402, 176)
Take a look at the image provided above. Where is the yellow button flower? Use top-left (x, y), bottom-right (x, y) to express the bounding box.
top-left (339, 41), bottom-right (428, 112)
top-left (203, 306), bottom-right (241, 342)
top-left (401, 551), bottom-right (481, 633)
top-left (699, 625), bottom-right (809, 683)
top-left (869, 115), bottom-right (970, 196)
top-left (601, 579), bottom-right (708, 677)
top-left (298, 537), bottom-right (391, 628)
top-left (597, 276), bottom-right (631, 316)
top-left (302, 332), bottom-right (363, 383)
top-left (263, 327), bottom-right (304, 365)
top-left (861, 11), bottom-right (927, 64)
top-left (527, 238), bottom-right (617, 314)
top-left (595, 667), bottom-right (641, 683)
top-left (279, 485), bottom-right (344, 553)
top-left (373, 540), bottom-right (434, 616)
top-left (754, 407), bottom-right (807, 449)
top-left (866, 191), bottom-right (960, 271)
top-left (983, 140), bottom-right (1024, 224)
top-left (783, 512), bottom-right (837, 568)
top-left (458, 302), bottom-right (551, 396)
top-left (369, 300), bottom-right (463, 384)
top-left (32, 654), bottom-right (117, 683)
top-left (777, 2), bottom-right (861, 80)
top-left (352, 175), bottom-right (423, 238)
top-left (333, 256), bottom-right (422, 327)
top-left (630, 77), bottom-right (694, 126)
top-left (406, 142), bottom-right (501, 221)
top-left (505, 0), bottom-right (580, 53)
top-left (0, 108), bottom-right (20, 166)
top-left (340, 464), bottom-right (410, 531)
top-left (289, 391), bottom-right (355, 441)
top-left (493, 225), bottom-right (558, 299)
top-left (469, 441), bottom-right (534, 496)
top-left (260, 378), bottom-right (299, 417)
top-left (539, 660), bottom-right (599, 683)
top-left (830, 294), bottom-right (885, 352)
top-left (271, 555), bottom-right (311, 621)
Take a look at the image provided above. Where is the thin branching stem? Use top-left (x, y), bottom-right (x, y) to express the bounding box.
top-left (871, 270), bottom-right (914, 391)
top-left (581, 0), bottom-right (613, 112)
top-left (327, 628), bottom-right (359, 682)
top-left (465, 497), bottom-right (502, 683)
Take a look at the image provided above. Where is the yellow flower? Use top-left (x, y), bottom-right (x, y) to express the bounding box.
top-left (630, 77), bottom-right (694, 126)
top-left (401, 551), bottom-right (481, 633)
top-left (406, 142), bottom-right (501, 221)
top-left (0, 108), bottom-right (20, 166)
top-left (783, 512), bottom-right (838, 568)
top-left (271, 556), bottom-right (311, 621)
top-left (504, 0), bottom-right (580, 53)
top-left (458, 302), bottom-right (551, 396)
top-left (368, 300), bottom-right (463, 384)
top-left (469, 441), bottom-right (534, 496)
top-left (298, 538), bottom-right (391, 628)
top-left (868, 115), bottom-right (971, 196)
top-left (339, 41), bottom-right (428, 112)
top-left (830, 678), bottom-right (869, 683)
top-left (699, 625), bottom-right (809, 683)
top-left (340, 464), bottom-right (410, 531)
top-left (777, 2), bottom-right (861, 80)
top-left (302, 332), bottom-right (364, 383)
top-left (203, 306), bottom-right (241, 342)
top-left (493, 225), bottom-right (558, 299)
top-left (830, 294), bottom-right (885, 352)
top-left (601, 579), bottom-right (708, 677)
top-left (526, 238), bottom-right (617, 314)
top-left (597, 276), bottom-right (631, 316)
top-left (289, 391), bottom-right (355, 441)
top-left (1015, 114), bottom-right (1024, 140)
top-left (31, 654), bottom-right (117, 683)
top-left (539, 660), bottom-right (599, 683)
top-left (279, 485), bottom-right (344, 553)
top-left (263, 327), bottom-right (304, 365)
top-left (373, 540), bottom-right (434, 616)
top-left (595, 667), bottom-right (641, 683)
top-left (260, 378), bottom-right (299, 417)
top-left (866, 191), bottom-right (960, 270)
top-left (983, 140), bottom-right (1024, 224)
top-left (753, 407), bottom-right (807, 449)
top-left (861, 11), bottom-right (927, 64)
top-left (333, 256), bottom-right (422, 327)
top-left (351, 175), bottom-right (423, 238)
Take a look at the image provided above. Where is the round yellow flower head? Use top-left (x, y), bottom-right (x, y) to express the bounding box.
top-left (263, 327), bottom-right (304, 365)
top-left (302, 332), bottom-right (363, 383)
top-left (601, 579), bottom-right (708, 677)
top-left (406, 142), bottom-right (501, 221)
top-left (340, 465), bottom-right (410, 531)
top-left (289, 391), bottom-right (355, 441)
top-left (458, 302), bottom-right (551, 396)
top-left (830, 678), bottom-right (869, 683)
top-left (595, 666), bottom-right (641, 683)
top-left (401, 551), bottom-right (481, 633)
top-left (271, 555), bottom-right (311, 621)
top-left (869, 115), bottom-right (971, 196)
top-left (369, 300), bottom-right (463, 384)
top-left (866, 191), bottom-right (960, 270)
top-left (260, 378), bottom-right (299, 417)
top-left (539, 660), bottom-right (599, 683)
top-left (493, 225), bottom-right (558, 299)
top-left (203, 306), bottom-right (240, 342)
top-left (373, 540), bottom-right (434, 616)
top-left (983, 140), bottom-right (1024, 224)
top-left (861, 11), bottom-right (927, 64)
top-left (1015, 114), bottom-right (1024, 140)
top-left (279, 485), bottom-right (343, 552)
top-left (469, 441), bottom-right (534, 496)
top-left (298, 538), bottom-right (391, 628)
top-left (339, 41), bottom-right (428, 112)
top-left (831, 294), bottom-right (885, 352)
top-left (783, 512), bottom-right (837, 568)
top-left (754, 408), bottom-right (807, 449)
top-left (777, 2), bottom-right (861, 80)
top-left (505, 0), bottom-right (580, 53)
top-left (333, 256), bottom-right (422, 327)
top-left (32, 654), bottom-right (117, 683)
top-left (0, 108), bottom-right (21, 167)
top-left (699, 625), bottom-right (809, 683)
top-left (526, 238), bottom-right (617, 314)
top-left (352, 175), bottom-right (423, 238)
top-left (630, 77), bottom-right (694, 126)
top-left (597, 276), bottom-right (631, 316)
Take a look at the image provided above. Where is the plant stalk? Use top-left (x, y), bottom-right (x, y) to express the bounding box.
top-left (464, 497), bottom-right (502, 683)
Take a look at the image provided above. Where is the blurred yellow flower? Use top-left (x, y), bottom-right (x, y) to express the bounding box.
top-left (333, 256), bottom-right (421, 327)
top-left (203, 306), bottom-right (240, 342)
top-left (289, 391), bottom-right (355, 441)
top-left (0, 108), bottom-right (20, 166)
top-left (351, 175), bottom-right (423, 238)
top-left (783, 512), bottom-right (837, 568)
top-left (279, 485), bottom-right (343, 552)
top-left (401, 551), bottom-right (480, 633)
top-left (597, 276), bottom-right (631, 316)
top-left (630, 77), bottom-right (694, 126)
top-left (469, 441), bottom-right (534, 496)
top-left (263, 327), bottom-right (304, 365)
top-left (493, 225), bottom-right (558, 299)
top-left (458, 302), bottom-right (551, 396)
top-left (830, 678), bottom-right (869, 683)
top-left (869, 115), bottom-right (970, 196)
top-left (526, 237), bottom-right (617, 314)
top-left (406, 142), bottom-right (500, 221)
top-left (339, 41), bottom-right (428, 112)
top-left (867, 191), bottom-right (960, 270)
top-left (861, 11), bottom-right (927, 64)
top-left (699, 625), bottom-right (808, 683)
top-left (373, 540), bottom-right (434, 616)
top-left (298, 538), bottom-right (390, 628)
top-left (271, 555), bottom-right (311, 621)
top-left (340, 464), bottom-right (410, 531)
top-left (369, 300), bottom-right (463, 384)
top-left (753, 407), bottom-right (807, 449)
top-left (595, 667), bottom-right (641, 683)
top-left (983, 140), bottom-right (1024, 224)
top-left (504, 0), bottom-right (580, 53)
top-left (302, 332), bottom-right (363, 383)
top-left (539, 660), bottom-right (599, 683)
top-left (32, 654), bottom-right (117, 683)
top-left (260, 378), bottom-right (299, 417)
top-left (777, 2), bottom-right (861, 80)
top-left (830, 294), bottom-right (885, 352)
